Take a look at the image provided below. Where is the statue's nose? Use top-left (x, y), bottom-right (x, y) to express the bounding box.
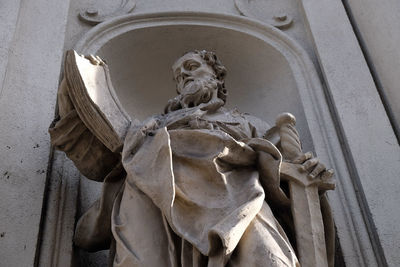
top-left (181, 72), bottom-right (189, 79)
top-left (176, 72), bottom-right (189, 84)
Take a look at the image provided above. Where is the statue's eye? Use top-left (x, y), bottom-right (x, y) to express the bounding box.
top-left (184, 61), bottom-right (200, 71)
top-left (189, 63), bottom-right (199, 70)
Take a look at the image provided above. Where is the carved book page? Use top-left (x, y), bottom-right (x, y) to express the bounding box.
top-left (64, 50), bottom-right (131, 152)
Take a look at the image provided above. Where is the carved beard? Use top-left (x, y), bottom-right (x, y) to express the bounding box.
top-left (164, 78), bottom-right (218, 113)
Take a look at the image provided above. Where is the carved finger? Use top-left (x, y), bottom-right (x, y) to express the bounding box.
top-left (85, 54), bottom-right (94, 63)
top-left (90, 54), bottom-right (99, 65)
top-left (95, 55), bottom-right (105, 65)
top-left (308, 163), bottom-right (326, 179)
top-left (292, 151), bottom-right (313, 164)
top-left (321, 169), bottom-right (334, 180)
top-left (87, 54), bottom-right (99, 65)
top-left (300, 158), bottom-right (319, 172)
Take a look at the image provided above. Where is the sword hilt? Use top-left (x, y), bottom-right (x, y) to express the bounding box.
top-left (276, 113), bottom-right (302, 161)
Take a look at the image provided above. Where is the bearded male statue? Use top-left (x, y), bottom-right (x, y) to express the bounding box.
top-left (49, 50), bottom-right (335, 266)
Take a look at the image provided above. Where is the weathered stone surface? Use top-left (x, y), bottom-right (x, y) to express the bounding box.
top-left (300, 0), bottom-right (400, 265)
top-left (345, 0), bottom-right (400, 136)
top-left (0, 0), bottom-right (70, 265)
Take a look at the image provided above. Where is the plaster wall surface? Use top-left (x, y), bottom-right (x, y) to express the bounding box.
top-left (345, 0), bottom-right (400, 136)
top-left (0, 0), bottom-right (70, 265)
top-left (300, 0), bottom-right (400, 265)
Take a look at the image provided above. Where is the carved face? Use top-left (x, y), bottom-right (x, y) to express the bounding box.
top-left (172, 53), bottom-right (216, 95)
top-left (165, 52), bottom-right (222, 112)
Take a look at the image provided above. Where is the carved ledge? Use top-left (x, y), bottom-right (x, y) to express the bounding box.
top-left (79, 0), bottom-right (136, 26)
top-left (234, 0), bottom-right (293, 29)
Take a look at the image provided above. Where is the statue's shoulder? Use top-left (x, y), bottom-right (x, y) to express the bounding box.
top-left (241, 112), bottom-right (272, 137)
top-left (206, 107), bottom-right (272, 138)
top-left (229, 108), bottom-right (271, 130)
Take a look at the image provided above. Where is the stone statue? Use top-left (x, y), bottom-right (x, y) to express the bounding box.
top-left (49, 50), bottom-right (335, 266)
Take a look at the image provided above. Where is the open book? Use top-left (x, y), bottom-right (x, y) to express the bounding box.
top-left (64, 50), bottom-right (132, 152)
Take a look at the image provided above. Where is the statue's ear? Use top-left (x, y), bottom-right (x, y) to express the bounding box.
top-left (64, 50), bottom-right (140, 152)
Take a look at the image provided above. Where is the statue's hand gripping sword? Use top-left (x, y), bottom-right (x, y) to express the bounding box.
top-left (276, 113), bottom-right (335, 267)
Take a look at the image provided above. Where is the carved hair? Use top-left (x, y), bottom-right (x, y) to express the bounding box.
top-left (191, 50), bottom-right (228, 103)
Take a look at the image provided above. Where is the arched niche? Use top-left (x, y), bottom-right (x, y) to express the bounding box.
top-left (72, 11), bottom-right (359, 265)
top-left (75, 12), bottom-right (323, 151)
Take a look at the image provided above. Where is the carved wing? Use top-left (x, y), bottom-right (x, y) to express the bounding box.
top-left (64, 50), bottom-right (135, 152)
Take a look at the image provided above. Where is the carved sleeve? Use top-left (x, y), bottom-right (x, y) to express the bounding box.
top-left (49, 78), bottom-right (120, 182)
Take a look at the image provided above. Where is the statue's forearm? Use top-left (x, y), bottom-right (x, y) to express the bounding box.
top-left (49, 108), bottom-right (120, 182)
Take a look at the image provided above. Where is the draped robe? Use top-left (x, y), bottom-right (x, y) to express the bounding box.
top-left (50, 105), bottom-right (302, 266)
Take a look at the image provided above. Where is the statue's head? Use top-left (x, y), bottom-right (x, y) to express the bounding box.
top-left (165, 50), bottom-right (227, 113)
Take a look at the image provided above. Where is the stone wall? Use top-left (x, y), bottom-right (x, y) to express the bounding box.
top-left (0, 0), bottom-right (399, 266)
